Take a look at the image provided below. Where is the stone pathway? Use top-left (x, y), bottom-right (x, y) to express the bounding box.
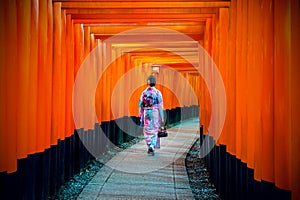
top-left (78, 118), bottom-right (200, 199)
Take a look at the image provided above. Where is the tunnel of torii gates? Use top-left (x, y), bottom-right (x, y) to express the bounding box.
top-left (0, 0), bottom-right (299, 199)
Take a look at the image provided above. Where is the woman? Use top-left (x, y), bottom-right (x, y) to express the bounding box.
top-left (139, 75), bottom-right (164, 155)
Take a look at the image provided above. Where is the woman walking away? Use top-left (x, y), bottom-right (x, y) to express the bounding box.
top-left (139, 75), bottom-right (164, 155)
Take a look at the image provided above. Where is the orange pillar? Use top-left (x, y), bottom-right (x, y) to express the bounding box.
top-left (65, 13), bottom-right (75, 137)
top-left (0, 1), bottom-right (6, 172)
top-left (261, 0), bottom-right (275, 183)
top-left (36, 0), bottom-right (49, 152)
top-left (51, 2), bottom-right (62, 144)
top-left (291, 0), bottom-right (300, 199)
top-left (73, 23), bottom-right (84, 129)
top-left (74, 23), bottom-right (84, 77)
top-left (16, 0), bottom-right (31, 159)
top-left (59, 8), bottom-right (67, 140)
top-left (235, 0), bottom-right (248, 163)
top-left (84, 26), bottom-right (91, 58)
top-left (101, 41), bottom-right (112, 122)
top-left (201, 18), bottom-right (212, 134)
top-left (95, 39), bottom-right (103, 123)
top-left (1, 0), bottom-right (18, 173)
top-left (27, 0), bottom-right (39, 154)
top-left (218, 7), bottom-right (230, 147)
top-left (227, 0), bottom-right (237, 155)
top-left (45, 0), bottom-right (53, 148)
top-left (274, 0), bottom-right (292, 190)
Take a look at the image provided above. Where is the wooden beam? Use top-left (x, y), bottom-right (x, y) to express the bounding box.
top-left (71, 15), bottom-right (196, 21)
top-left (94, 33), bottom-right (204, 43)
top-left (113, 49), bottom-right (200, 58)
top-left (86, 21), bottom-right (205, 27)
top-left (89, 24), bottom-right (204, 35)
top-left (65, 8), bottom-right (219, 15)
top-left (127, 53), bottom-right (199, 61)
top-left (130, 54), bottom-right (199, 64)
top-left (61, 1), bottom-right (230, 9)
top-left (94, 33), bottom-right (204, 41)
top-left (56, 0), bottom-right (228, 2)
top-left (73, 17), bottom-right (210, 25)
top-left (74, 19), bottom-right (208, 25)
top-left (120, 48), bottom-right (199, 53)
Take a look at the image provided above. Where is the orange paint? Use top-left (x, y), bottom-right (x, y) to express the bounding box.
top-left (0, 2), bottom-right (299, 199)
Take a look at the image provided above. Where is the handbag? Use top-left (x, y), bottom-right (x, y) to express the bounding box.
top-left (158, 126), bottom-right (168, 138)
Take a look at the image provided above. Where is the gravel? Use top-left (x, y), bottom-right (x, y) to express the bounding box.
top-left (185, 139), bottom-right (221, 200)
top-left (48, 137), bottom-right (144, 200)
top-left (48, 159), bottom-right (102, 200)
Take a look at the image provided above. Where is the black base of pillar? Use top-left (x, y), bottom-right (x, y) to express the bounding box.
top-left (201, 134), bottom-right (291, 200)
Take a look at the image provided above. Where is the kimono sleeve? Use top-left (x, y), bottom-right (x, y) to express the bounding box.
top-left (157, 90), bottom-right (164, 120)
top-left (138, 91), bottom-right (145, 123)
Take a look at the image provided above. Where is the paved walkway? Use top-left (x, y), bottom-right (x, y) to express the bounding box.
top-left (78, 118), bottom-right (200, 200)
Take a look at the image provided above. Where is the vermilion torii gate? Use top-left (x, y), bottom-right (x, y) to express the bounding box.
top-left (0, 1), bottom-right (299, 199)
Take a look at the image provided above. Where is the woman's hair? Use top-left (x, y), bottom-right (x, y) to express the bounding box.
top-left (147, 75), bottom-right (156, 87)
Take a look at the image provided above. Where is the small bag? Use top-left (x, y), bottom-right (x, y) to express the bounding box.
top-left (158, 126), bottom-right (168, 138)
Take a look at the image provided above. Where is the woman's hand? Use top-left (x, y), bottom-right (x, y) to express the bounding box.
top-left (161, 118), bottom-right (165, 125)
